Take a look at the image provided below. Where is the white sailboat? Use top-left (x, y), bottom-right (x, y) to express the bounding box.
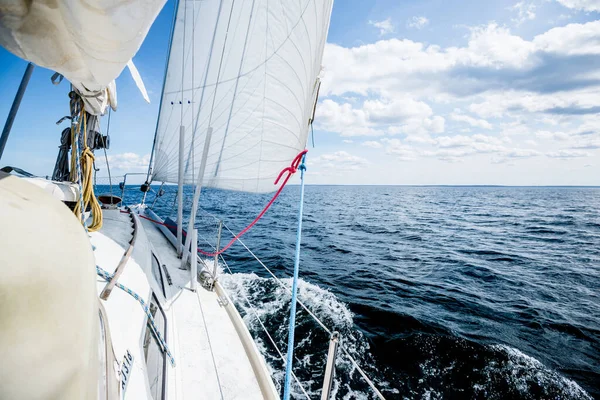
top-left (0, 0), bottom-right (385, 399)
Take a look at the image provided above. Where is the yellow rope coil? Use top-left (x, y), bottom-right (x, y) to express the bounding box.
top-left (71, 105), bottom-right (103, 232)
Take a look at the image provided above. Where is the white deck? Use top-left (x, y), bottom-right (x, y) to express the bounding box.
top-left (92, 208), bottom-right (276, 400)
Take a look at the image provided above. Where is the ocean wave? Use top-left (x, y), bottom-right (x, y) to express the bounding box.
top-left (220, 272), bottom-right (593, 400)
top-left (220, 272), bottom-right (386, 399)
top-left (478, 345), bottom-right (593, 400)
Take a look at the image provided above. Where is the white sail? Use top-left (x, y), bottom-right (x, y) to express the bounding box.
top-left (151, 0), bottom-right (333, 193)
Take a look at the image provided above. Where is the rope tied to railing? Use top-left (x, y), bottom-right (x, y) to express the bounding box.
top-left (195, 149), bottom-right (308, 257)
top-left (135, 150), bottom-right (308, 257)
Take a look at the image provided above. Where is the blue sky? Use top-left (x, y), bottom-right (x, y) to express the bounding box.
top-left (1, 0), bottom-right (599, 185)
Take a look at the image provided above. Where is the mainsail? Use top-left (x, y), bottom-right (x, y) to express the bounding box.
top-left (151, 0), bottom-right (333, 193)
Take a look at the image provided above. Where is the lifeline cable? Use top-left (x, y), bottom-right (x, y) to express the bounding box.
top-left (96, 266), bottom-right (176, 367)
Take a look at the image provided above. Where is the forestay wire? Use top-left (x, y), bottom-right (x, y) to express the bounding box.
top-left (283, 153), bottom-right (307, 400)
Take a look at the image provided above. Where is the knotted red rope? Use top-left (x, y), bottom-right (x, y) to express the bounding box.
top-left (131, 150), bottom-right (308, 257)
top-left (197, 149), bottom-right (307, 256)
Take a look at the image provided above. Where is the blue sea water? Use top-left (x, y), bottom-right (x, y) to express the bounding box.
top-left (117, 184), bottom-right (600, 399)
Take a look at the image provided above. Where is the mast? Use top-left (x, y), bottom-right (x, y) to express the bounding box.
top-left (0, 62), bottom-right (34, 161)
top-left (142, 0), bottom-right (181, 203)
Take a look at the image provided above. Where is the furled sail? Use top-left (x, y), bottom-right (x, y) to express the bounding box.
top-left (0, 0), bottom-right (165, 114)
top-left (151, 0), bottom-right (333, 192)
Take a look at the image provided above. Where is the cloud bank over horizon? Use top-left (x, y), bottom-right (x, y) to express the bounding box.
top-left (306, 0), bottom-right (599, 185)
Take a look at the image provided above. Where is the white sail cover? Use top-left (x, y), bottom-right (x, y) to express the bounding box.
top-left (0, 0), bottom-right (165, 113)
top-left (152, 0), bottom-right (333, 192)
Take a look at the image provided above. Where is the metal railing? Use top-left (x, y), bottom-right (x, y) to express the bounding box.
top-left (119, 173), bottom-right (148, 203)
top-left (187, 209), bottom-right (386, 400)
top-left (95, 173), bottom-right (154, 207)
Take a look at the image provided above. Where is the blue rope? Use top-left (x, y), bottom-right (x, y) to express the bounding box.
top-left (283, 153), bottom-right (307, 400)
top-left (96, 266), bottom-right (176, 367)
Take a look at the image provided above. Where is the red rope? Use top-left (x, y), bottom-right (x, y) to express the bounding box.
top-left (197, 149), bottom-right (307, 257)
top-left (130, 150), bottom-right (308, 257)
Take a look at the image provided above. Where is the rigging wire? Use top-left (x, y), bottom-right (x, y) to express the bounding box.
top-left (221, 224), bottom-right (387, 400)
top-left (102, 108), bottom-right (113, 197)
top-left (282, 153), bottom-right (307, 400)
top-left (141, 0), bottom-right (181, 203)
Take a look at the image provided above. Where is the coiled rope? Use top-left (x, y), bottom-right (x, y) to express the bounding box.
top-left (70, 98), bottom-right (102, 232)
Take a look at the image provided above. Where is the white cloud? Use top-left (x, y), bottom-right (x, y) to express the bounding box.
top-left (342, 139), bottom-right (354, 144)
top-left (546, 149), bottom-right (591, 158)
top-left (378, 133), bottom-right (542, 163)
top-left (322, 22), bottom-right (550, 98)
top-left (503, 148), bottom-right (541, 158)
top-left (362, 141), bottom-right (383, 148)
top-left (468, 88), bottom-right (600, 119)
top-left (407, 16), bottom-right (429, 29)
top-left (534, 20), bottom-right (600, 56)
top-left (450, 111), bottom-right (493, 129)
top-left (106, 153), bottom-right (150, 171)
top-left (423, 116), bottom-right (446, 134)
top-left (435, 134), bottom-right (505, 150)
top-left (510, 2), bottom-right (536, 25)
top-left (535, 130), bottom-right (571, 141)
top-left (369, 18), bottom-right (394, 36)
top-left (422, 149), bottom-right (469, 162)
top-left (317, 99), bottom-right (379, 136)
top-left (405, 135), bottom-right (436, 145)
top-left (311, 151), bottom-right (368, 170)
top-left (316, 98), bottom-right (445, 137)
top-left (381, 138), bottom-right (417, 160)
top-left (364, 97), bottom-right (432, 123)
top-left (556, 0), bottom-right (600, 12)
top-left (322, 20), bottom-right (600, 106)
top-left (570, 139), bottom-right (600, 149)
top-left (315, 18), bottom-right (600, 174)
top-left (463, 23), bottom-right (536, 68)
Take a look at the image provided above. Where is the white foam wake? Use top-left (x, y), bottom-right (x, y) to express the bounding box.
top-left (220, 272), bottom-right (382, 399)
